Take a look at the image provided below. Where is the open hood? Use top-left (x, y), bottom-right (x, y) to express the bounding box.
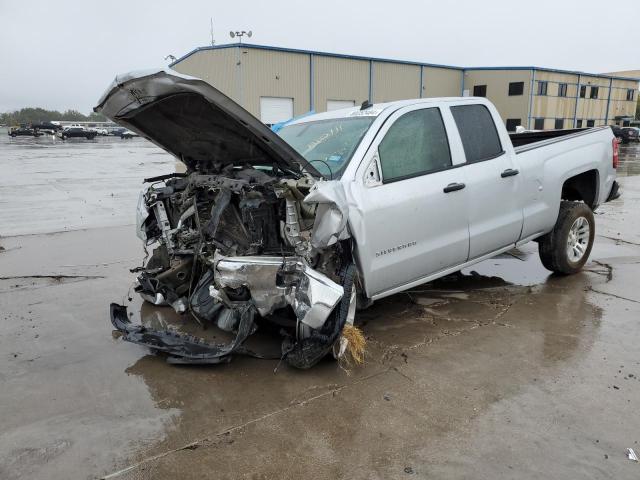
top-left (94, 68), bottom-right (322, 178)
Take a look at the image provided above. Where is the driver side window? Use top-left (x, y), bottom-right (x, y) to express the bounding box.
top-left (378, 107), bottom-right (452, 183)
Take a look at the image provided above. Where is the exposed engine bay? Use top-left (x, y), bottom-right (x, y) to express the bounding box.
top-left (111, 166), bottom-right (354, 368)
top-left (95, 68), bottom-right (359, 368)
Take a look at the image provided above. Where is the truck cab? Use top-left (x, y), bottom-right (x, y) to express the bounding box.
top-left (279, 97), bottom-right (617, 299)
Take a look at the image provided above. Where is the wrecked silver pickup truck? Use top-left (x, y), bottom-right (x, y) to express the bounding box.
top-left (97, 69), bottom-right (618, 368)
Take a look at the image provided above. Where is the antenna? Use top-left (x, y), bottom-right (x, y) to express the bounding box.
top-left (210, 18), bottom-right (215, 46)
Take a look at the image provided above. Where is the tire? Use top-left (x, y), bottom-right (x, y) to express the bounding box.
top-left (538, 201), bottom-right (595, 275)
top-left (285, 262), bottom-right (356, 369)
top-left (61, 134), bottom-right (67, 140)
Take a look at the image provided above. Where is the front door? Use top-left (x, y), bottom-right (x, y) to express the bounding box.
top-left (351, 105), bottom-right (470, 297)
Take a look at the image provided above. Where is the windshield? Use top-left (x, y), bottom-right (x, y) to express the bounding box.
top-left (277, 117), bottom-right (375, 178)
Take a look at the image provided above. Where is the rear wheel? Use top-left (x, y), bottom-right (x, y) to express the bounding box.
top-left (538, 201), bottom-right (595, 274)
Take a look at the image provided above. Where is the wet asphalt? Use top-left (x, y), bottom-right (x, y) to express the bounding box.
top-left (1, 131), bottom-right (640, 479)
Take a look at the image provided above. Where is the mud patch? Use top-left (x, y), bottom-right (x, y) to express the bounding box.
top-left (0, 274), bottom-right (103, 292)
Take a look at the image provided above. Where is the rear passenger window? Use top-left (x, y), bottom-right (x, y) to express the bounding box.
top-left (451, 104), bottom-right (503, 163)
top-left (378, 108), bottom-right (452, 182)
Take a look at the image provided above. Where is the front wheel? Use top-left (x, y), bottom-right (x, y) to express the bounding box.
top-left (538, 201), bottom-right (595, 275)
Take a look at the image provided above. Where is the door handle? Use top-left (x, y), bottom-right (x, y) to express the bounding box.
top-left (501, 168), bottom-right (520, 178)
top-left (443, 182), bottom-right (466, 193)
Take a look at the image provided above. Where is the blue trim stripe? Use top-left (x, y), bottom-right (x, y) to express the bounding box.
top-left (604, 78), bottom-right (613, 125)
top-left (369, 60), bottom-right (373, 103)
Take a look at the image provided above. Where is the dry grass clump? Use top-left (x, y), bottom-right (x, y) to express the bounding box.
top-left (338, 324), bottom-right (366, 370)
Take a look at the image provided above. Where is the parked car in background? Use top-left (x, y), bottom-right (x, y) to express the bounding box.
top-left (8, 126), bottom-right (42, 137)
top-left (91, 127), bottom-right (109, 136)
top-left (31, 122), bottom-right (63, 134)
top-left (610, 125), bottom-right (623, 141)
top-left (58, 126), bottom-right (97, 140)
top-left (620, 127), bottom-right (639, 143)
top-left (120, 130), bottom-right (138, 139)
top-left (108, 127), bottom-right (127, 136)
top-left (97, 69), bottom-right (621, 368)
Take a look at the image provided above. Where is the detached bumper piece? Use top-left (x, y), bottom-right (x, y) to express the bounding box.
top-left (606, 180), bottom-right (621, 202)
top-left (110, 303), bottom-right (258, 364)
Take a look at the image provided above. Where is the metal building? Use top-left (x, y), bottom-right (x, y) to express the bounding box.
top-left (170, 44), bottom-right (639, 130)
top-left (463, 67), bottom-right (639, 129)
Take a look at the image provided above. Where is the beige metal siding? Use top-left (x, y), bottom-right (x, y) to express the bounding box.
top-left (171, 49), bottom-right (239, 103)
top-left (423, 67), bottom-right (463, 97)
top-left (313, 55), bottom-right (369, 112)
top-left (239, 49), bottom-right (310, 118)
top-left (372, 61), bottom-right (421, 102)
top-left (171, 46), bottom-right (639, 128)
top-left (574, 74), bottom-right (610, 124)
top-left (463, 70), bottom-right (532, 127)
top-left (531, 71), bottom-right (579, 126)
top-left (608, 78), bottom-right (638, 123)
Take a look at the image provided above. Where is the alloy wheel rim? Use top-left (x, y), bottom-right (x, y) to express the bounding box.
top-left (567, 216), bottom-right (590, 262)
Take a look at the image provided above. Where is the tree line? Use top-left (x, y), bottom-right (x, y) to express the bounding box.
top-left (0, 108), bottom-right (107, 126)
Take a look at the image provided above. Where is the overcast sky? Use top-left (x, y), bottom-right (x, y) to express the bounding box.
top-left (0, 0), bottom-right (634, 113)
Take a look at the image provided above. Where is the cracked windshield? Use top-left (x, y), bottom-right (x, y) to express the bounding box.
top-left (278, 116), bottom-right (375, 178)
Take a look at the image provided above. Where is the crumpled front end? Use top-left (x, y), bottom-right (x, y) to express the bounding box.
top-left (111, 169), bottom-right (354, 368)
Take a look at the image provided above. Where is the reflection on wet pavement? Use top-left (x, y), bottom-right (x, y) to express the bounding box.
top-left (1, 138), bottom-right (640, 479)
top-left (0, 133), bottom-right (174, 236)
top-left (618, 142), bottom-right (640, 177)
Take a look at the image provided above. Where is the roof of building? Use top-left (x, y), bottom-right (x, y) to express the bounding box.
top-left (170, 43), bottom-right (463, 70)
top-left (465, 66), bottom-right (640, 82)
top-left (170, 43), bottom-right (640, 83)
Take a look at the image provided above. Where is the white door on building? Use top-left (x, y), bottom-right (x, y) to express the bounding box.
top-left (327, 99), bottom-right (356, 111)
top-left (259, 97), bottom-right (294, 125)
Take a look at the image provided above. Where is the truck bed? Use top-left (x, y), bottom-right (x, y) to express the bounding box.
top-left (509, 127), bottom-right (610, 152)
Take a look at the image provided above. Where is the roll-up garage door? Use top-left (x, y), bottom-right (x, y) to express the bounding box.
top-left (260, 97), bottom-right (294, 125)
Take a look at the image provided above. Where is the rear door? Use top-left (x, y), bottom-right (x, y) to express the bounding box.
top-left (449, 103), bottom-right (524, 258)
top-left (352, 104), bottom-right (470, 297)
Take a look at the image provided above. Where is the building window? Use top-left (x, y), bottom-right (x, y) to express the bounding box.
top-left (590, 86), bottom-right (599, 99)
top-left (554, 118), bottom-right (564, 129)
top-left (558, 83), bottom-right (568, 97)
top-left (579, 85), bottom-right (586, 98)
top-left (473, 85), bottom-right (487, 97)
top-left (505, 119), bottom-right (521, 132)
top-left (576, 119), bottom-right (583, 128)
top-left (537, 81), bottom-right (548, 96)
top-left (627, 89), bottom-right (635, 101)
top-left (508, 82), bottom-right (524, 96)
top-left (378, 108), bottom-right (452, 182)
top-left (586, 120), bottom-right (595, 127)
top-left (450, 104), bottom-right (503, 163)
top-left (534, 118), bottom-right (545, 130)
